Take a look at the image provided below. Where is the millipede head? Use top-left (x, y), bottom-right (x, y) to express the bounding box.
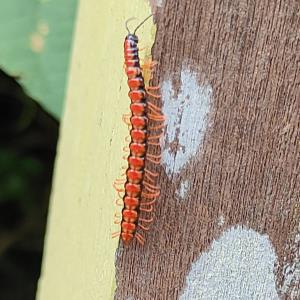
top-left (126, 34), bottom-right (139, 43)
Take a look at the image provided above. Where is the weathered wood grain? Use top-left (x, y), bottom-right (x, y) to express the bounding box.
top-left (115, 0), bottom-right (300, 299)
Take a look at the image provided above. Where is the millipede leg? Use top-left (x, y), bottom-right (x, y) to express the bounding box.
top-left (114, 181), bottom-right (123, 185)
top-left (125, 135), bottom-right (131, 142)
top-left (148, 134), bottom-right (163, 141)
top-left (115, 198), bottom-right (123, 206)
top-left (148, 106), bottom-right (161, 116)
top-left (135, 233), bottom-right (145, 245)
top-left (144, 172), bottom-right (155, 183)
top-left (139, 216), bottom-right (153, 223)
top-left (114, 212), bottom-right (121, 218)
top-left (115, 178), bottom-right (126, 183)
top-left (148, 113), bottom-right (165, 121)
top-left (140, 199), bottom-right (156, 206)
top-left (144, 185), bottom-right (158, 193)
top-left (122, 115), bottom-right (131, 126)
top-left (113, 183), bottom-right (125, 192)
top-left (148, 109), bottom-right (163, 117)
top-left (114, 211), bottom-right (121, 224)
top-left (143, 181), bottom-right (160, 190)
top-left (147, 85), bottom-right (160, 90)
top-left (147, 134), bottom-right (164, 145)
top-left (147, 91), bottom-right (161, 99)
top-left (148, 124), bottom-right (165, 131)
top-left (148, 141), bottom-right (160, 146)
top-left (148, 102), bottom-right (162, 113)
top-left (146, 153), bottom-right (161, 164)
top-left (139, 205), bottom-right (153, 212)
top-left (116, 190), bottom-right (123, 199)
top-left (147, 157), bottom-right (161, 164)
top-left (145, 168), bottom-right (159, 177)
top-left (148, 102), bottom-right (161, 113)
top-left (141, 60), bottom-right (158, 70)
top-left (114, 186), bottom-right (125, 193)
top-left (112, 232), bottom-right (120, 238)
top-left (138, 223), bottom-right (151, 231)
top-left (142, 191), bottom-right (160, 198)
top-left (123, 146), bottom-right (130, 152)
top-left (144, 168), bottom-right (159, 184)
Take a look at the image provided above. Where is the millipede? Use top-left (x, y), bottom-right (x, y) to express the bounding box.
top-left (112, 15), bottom-right (164, 245)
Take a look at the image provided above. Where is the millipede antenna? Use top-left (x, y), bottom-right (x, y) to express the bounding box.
top-left (133, 14), bottom-right (153, 35)
top-left (125, 17), bottom-right (137, 34)
top-left (125, 14), bottom-right (153, 35)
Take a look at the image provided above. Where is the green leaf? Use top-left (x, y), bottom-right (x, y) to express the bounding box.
top-left (0, 0), bottom-right (78, 118)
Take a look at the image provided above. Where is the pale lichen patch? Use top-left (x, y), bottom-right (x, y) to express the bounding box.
top-left (180, 226), bottom-right (279, 300)
top-left (161, 67), bottom-right (212, 177)
top-left (279, 224), bottom-right (300, 299)
top-left (148, 0), bottom-right (164, 12)
top-left (176, 180), bottom-right (190, 200)
top-left (217, 215), bottom-right (225, 227)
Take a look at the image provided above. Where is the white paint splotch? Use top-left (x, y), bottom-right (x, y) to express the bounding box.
top-left (176, 180), bottom-right (190, 200)
top-left (180, 226), bottom-right (279, 300)
top-left (161, 68), bottom-right (212, 177)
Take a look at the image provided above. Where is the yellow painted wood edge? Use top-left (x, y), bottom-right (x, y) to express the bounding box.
top-left (37, 1), bottom-right (156, 299)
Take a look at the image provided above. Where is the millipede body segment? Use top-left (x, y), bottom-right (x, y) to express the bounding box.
top-left (112, 17), bottom-right (164, 245)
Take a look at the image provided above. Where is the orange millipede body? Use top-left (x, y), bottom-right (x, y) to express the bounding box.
top-left (121, 33), bottom-right (149, 245)
top-left (114, 17), bottom-right (164, 246)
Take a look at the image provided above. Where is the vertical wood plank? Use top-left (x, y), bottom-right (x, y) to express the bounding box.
top-left (37, 1), bottom-right (155, 299)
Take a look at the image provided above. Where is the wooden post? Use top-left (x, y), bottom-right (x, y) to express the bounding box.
top-left (37, 1), bottom-right (154, 299)
top-left (38, 0), bottom-right (300, 299)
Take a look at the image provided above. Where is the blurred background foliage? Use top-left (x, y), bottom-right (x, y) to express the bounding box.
top-left (0, 0), bottom-right (78, 119)
top-left (0, 0), bottom-right (78, 299)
